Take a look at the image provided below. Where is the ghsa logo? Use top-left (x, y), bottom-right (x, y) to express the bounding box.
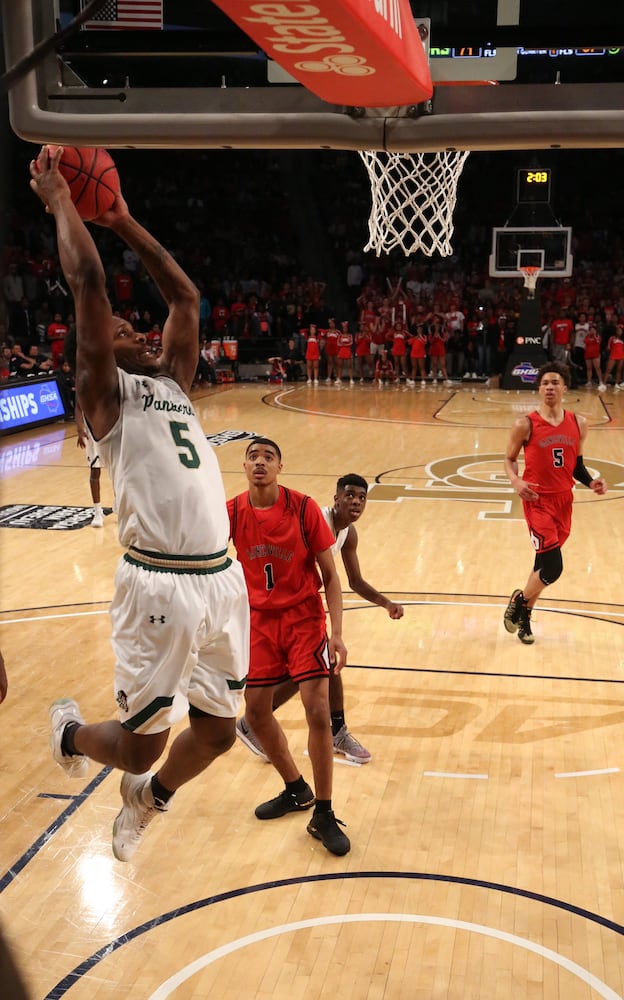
top-left (511, 361), bottom-right (539, 384)
top-left (38, 387), bottom-right (61, 413)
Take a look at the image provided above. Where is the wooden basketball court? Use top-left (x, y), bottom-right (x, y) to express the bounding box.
top-left (1, 380), bottom-right (623, 999)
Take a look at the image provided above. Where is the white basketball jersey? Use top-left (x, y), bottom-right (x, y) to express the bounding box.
top-left (321, 505), bottom-right (348, 556)
top-left (97, 369), bottom-right (229, 554)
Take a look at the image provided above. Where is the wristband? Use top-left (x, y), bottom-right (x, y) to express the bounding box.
top-left (573, 455), bottom-right (593, 488)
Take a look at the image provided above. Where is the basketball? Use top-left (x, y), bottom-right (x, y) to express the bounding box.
top-left (56, 146), bottom-right (121, 221)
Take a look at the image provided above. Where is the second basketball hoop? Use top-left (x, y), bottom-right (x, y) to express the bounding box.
top-left (359, 149), bottom-right (470, 257)
top-left (519, 264), bottom-right (541, 300)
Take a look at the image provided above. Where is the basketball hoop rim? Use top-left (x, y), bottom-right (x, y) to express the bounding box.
top-left (520, 265), bottom-right (541, 295)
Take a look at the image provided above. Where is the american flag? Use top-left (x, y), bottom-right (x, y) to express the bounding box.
top-left (81, 0), bottom-right (163, 30)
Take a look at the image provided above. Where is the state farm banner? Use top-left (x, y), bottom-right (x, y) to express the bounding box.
top-left (213, 1), bottom-right (432, 106)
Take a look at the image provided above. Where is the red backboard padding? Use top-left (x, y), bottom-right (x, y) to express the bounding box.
top-left (213, 1), bottom-right (433, 107)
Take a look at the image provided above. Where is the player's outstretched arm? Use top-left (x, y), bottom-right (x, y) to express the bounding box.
top-left (99, 208), bottom-right (199, 393)
top-left (340, 528), bottom-right (404, 618)
top-left (317, 548), bottom-right (347, 672)
top-left (29, 146), bottom-right (119, 434)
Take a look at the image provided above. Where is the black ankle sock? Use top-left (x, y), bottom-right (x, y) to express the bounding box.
top-left (61, 722), bottom-right (82, 757)
top-left (314, 799), bottom-right (331, 814)
top-left (331, 711), bottom-right (345, 737)
top-left (285, 775), bottom-right (308, 795)
top-left (151, 774), bottom-right (174, 805)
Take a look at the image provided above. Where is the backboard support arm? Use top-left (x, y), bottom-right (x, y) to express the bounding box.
top-left (6, 0), bottom-right (624, 150)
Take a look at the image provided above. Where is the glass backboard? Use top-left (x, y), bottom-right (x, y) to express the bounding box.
top-left (489, 226), bottom-right (573, 277)
top-left (4, 0), bottom-right (624, 149)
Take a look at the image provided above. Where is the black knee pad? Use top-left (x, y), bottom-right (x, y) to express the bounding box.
top-left (534, 547), bottom-right (563, 586)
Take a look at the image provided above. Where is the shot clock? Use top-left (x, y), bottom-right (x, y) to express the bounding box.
top-left (516, 167), bottom-right (552, 204)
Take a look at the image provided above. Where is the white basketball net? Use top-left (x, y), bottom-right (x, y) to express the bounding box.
top-left (359, 150), bottom-right (470, 257)
top-left (520, 266), bottom-right (541, 299)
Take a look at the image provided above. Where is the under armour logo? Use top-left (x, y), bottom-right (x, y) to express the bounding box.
top-left (149, 614), bottom-right (166, 624)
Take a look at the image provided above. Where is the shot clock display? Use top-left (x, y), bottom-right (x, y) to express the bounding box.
top-left (516, 167), bottom-right (552, 204)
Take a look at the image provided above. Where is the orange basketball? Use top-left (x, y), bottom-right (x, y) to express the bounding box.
top-left (56, 146), bottom-right (120, 221)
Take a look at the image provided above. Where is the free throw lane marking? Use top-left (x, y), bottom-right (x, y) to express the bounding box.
top-left (555, 767), bottom-right (620, 779)
top-left (424, 771), bottom-right (488, 779)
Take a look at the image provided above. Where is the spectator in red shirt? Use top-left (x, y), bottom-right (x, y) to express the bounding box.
top-left (335, 322), bottom-right (354, 385)
top-left (554, 277), bottom-right (577, 307)
top-left (147, 323), bottom-right (163, 356)
top-left (211, 297), bottom-right (230, 336)
top-left (0, 346), bottom-right (12, 379)
top-left (229, 291), bottom-right (247, 337)
top-left (389, 319), bottom-right (409, 380)
top-left (549, 309), bottom-right (574, 364)
top-left (359, 299), bottom-right (376, 338)
top-left (604, 325), bottom-right (624, 388)
top-left (112, 269), bottom-right (134, 309)
top-left (257, 304), bottom-right (272, 336)
top-left (370, 311), bottom-right (387, 361)
top-left (354, 321), bottom-right (372, 382)
top-left (47, 312), bottom-right (68, 368)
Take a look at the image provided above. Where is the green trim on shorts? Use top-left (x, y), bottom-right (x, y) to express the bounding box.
top-left (121, 696), bottom-right (174, 732)
top-left (132, 546), bottom-right (229, 562)
top-left (227, 675), bottom-right (247, 690)
top-left (124, 553), bottom-right (232, 575)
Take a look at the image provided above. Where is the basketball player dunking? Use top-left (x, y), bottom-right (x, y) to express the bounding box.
top-left (30, 145), bottom-right (249, 862)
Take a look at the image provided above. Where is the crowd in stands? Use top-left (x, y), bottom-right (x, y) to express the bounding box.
top-left (3, 144), bottom-right (624, 394)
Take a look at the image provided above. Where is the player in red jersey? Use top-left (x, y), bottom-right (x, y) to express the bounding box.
top-left (228, 438), bottom-right (350, 855)
top-left (236, 473), bottom-right (405, 765)
top-left (503, 362), bottom-right (607, 644)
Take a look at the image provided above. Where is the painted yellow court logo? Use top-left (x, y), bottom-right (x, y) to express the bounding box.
top-left (369, 454), bottom-right (624, 521)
